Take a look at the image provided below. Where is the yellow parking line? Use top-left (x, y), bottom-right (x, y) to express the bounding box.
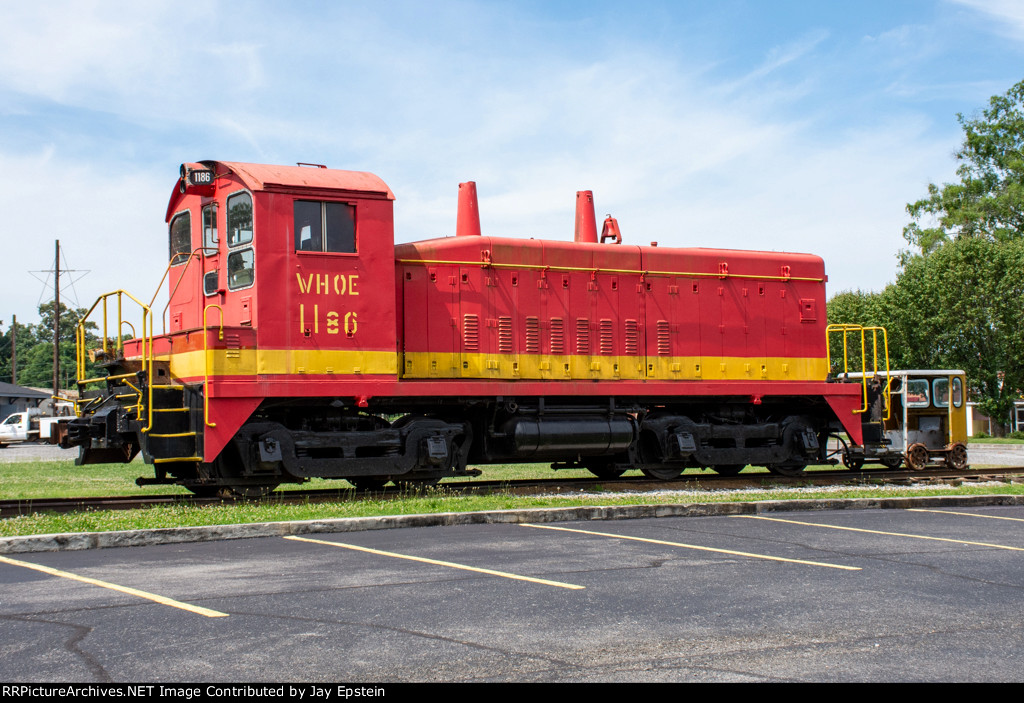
top-left (520, 524), bottom-right (860, 570)
top-left (909, 508), bottom-right (1024, 523)
top-left (283, 535), bottom-right (585, 590)
top-left (735, 515), bottom-right (1024, 551)
top-left (0, 555), bottom-right (228, 618)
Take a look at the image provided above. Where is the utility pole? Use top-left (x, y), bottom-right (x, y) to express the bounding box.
top-left (53, 240), bottom-right (60, 399)
top-left (29, 241), bottom-right (86, 398)
top-left (10, 314), bottom-right (15, 386)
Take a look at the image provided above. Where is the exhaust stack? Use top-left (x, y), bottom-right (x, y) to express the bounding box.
top-left (574, 190), bottom-right (598, 243)
top-left (456, 181), bottom-right (482, 237)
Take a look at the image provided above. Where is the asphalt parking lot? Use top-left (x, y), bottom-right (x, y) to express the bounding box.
top-left (3, 504), bottom-right (1024, 682)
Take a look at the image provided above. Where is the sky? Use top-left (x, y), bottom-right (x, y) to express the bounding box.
top-left (1, 0), bottom-right (1022, 329)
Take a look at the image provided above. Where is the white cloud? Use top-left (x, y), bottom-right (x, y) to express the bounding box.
top-left (0, 1), bottom-right (991, 329)
top-left (0, 149), bottom-right (170, 327)
top-left (948, 0), bottom-right (1024, 40)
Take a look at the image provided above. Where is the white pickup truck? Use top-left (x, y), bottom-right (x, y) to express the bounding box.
top-left (0, 408), bottom-right (74, 447)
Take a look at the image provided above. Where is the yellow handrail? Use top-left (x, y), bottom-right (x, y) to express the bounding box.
top-left (150, 247), bottom-right (218, 335)
top-left (826, 324), bottom-right (891, 421)
top-left (75, 289), bottom-right (155, 431)
top-left (396, 258), bottom-right (824, 283)
top-left (202, 304), bottom-right (224, 428)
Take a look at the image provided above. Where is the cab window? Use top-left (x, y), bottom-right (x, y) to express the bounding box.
top-left (906, 379), bottom-right (930, 408)
top-left (227, 192), bottom-right (253, 247)
top-left (952, 377), bottom-right (963, 408)
top-left (295, 200), bottom-right (355, 253)
top-left (933, 378), bottom-right (950, 408)
top-left (204, 270), bottom-right (219, 296)
top-left (228, 248), bottom-right (254, 290)
top-left (203, 203), bottom-right (218, 250)
top-left (169, 211), bottom-right (191, 265)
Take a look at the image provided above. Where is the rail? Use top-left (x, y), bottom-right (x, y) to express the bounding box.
top-left (75, 289), bottom-right (155, 431)
top-left (826, 324), bottom-right (891, 420)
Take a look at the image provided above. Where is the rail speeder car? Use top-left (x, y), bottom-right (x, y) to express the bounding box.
top-left (66, 160), bottom-right (875, 496)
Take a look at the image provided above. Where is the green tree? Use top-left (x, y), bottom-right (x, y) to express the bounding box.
top-left (4, 303), bottom-right (101, 390)
top-left (885, 237), bottom-right (1024, 422)
top-left (883, 78), bottom-right (1024, 431)
top-left (27, 301), bottom-right (98, 348)
top-left (904, 79), bottom-right (1024, 254)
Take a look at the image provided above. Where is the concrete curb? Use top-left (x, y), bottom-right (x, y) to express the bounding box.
top-left (3, 492), bottom-right (1024, 554)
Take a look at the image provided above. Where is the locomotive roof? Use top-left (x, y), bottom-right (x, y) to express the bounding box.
top-left (166, 160), bottom-right (394, 221)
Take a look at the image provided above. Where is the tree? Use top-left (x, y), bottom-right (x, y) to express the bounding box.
top-left (904, 79), bottom-right (1024, 254)
top-left (825, 289), bottom-right (888, 375)
top-left (1, 303), bottom-right (101, 390)
top-left (0, 317), bottom-right (35, 386)
top-left (884, 237), bottom-right (1024, 423)
top-left (830, 80), bottom-right (1024, 431)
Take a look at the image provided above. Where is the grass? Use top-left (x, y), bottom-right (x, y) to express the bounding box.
top-left (4, 479), bottom-right (1023, 538)
top-left (0, 457), bottom-right (774, 500)
top-left (969, 437), bottom-right (1024, 444)
top-left (1, 456), bottom-right (1021, 539)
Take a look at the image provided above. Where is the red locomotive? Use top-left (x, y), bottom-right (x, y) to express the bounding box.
top-left (66, 160), bottom-right (867, 496)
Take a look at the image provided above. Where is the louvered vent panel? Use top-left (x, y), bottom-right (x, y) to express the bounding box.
top-left (624, 320), bottom-right (638, 356)
top-left (463, 314), bottom-right (479, 351)
top-left (576, 318), bottom-right (590, 355)
top-left (525, 316), bottom-right (540, 353)
top-left (225, 333), bottom-right (241, 359)
top-left (550, 318), bottom-right (564, 354)
top-left (657, 320), bottom-right (671, 356)
top-left (498, 316), bottom-right (513, 353)
top-left (599, 319), bottom-right (614, 355)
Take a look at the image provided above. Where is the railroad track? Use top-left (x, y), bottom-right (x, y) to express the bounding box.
top-left (4, 465), bottom-right (1024, 519)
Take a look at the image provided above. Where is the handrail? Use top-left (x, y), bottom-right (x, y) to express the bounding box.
top-left (75, 289), bottom-right (154, 430)
top-left (396, 257), bottom-right (824, 283)
top-left (826, 324), bottom-right (891, 420)
top-left (202, 304), bottom-right (224, 428)
top-left (150, 247), bottom-right (218, 335)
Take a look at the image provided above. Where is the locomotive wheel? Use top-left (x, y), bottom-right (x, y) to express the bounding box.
top-left (185, 484), bottom-right (221, 498)
top-left (195, 446), bottom-right (279, 499)
top-left (947, 443), bottom-right (969, 471)
top-left (711, 464), bottom-right (745, 476)
top-left (766, 463), bottom-right (807, 477)
top-left (640, 466), bottom-right (684, 481)
top-left (905, 443), bottom-right (929, 471)
top-left (350, 477), bottom-right (390, 491)
top-left (879, 455), bottom-right (903, 470)
top-left (587, 461), bottom-right (626, 479)
top-left (842, 451), bottom-right (864, 471)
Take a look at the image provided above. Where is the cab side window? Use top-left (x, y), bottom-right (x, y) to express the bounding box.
top-left (203, 204), bottom-right (218, 250)
top-left (228, 248), bottom-right (254, 290)
top-left (225, 192), bottom-right (254, 290)
top-left (169, 211), bottom-right (191, 265)
top-left (906, 379), bottom-right (930, 408)
top-left (227, 192), bottom-right (253, 247)
top-left (295, 200), bottom-right (356, 253)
